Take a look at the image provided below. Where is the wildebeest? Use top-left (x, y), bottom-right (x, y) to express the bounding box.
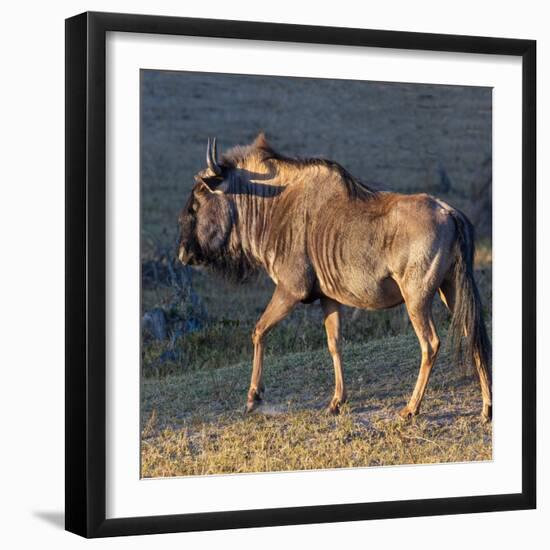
top-left (177, 134), bottom-right (492, 422)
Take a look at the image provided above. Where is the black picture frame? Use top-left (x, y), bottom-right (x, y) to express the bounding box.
top-left (65, 11), bottom-right (536, 538)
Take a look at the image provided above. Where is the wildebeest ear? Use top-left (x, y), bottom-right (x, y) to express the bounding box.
top-left (253, 132), bottom-right (273, 152)
top-left (198, 176), bottom-right (228, 195)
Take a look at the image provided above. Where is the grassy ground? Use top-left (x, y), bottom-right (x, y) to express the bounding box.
top-left (141, 331), bottom-right (492, 477)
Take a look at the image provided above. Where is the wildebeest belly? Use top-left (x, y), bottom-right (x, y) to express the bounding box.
top-left (317, 271), bottom-right (404, 310)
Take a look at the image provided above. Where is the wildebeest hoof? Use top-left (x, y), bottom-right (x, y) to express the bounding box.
top-left (244, 399), bottom-right (261, 415)
top-left (328, 398), bottom-right (344, 415)
top-left (399, 406), bottom-right (417, 421)
top-left (481, 404), bottom-right (492, 424)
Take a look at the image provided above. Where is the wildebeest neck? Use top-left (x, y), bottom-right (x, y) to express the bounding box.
top-left (228, 175), bottom-right (287, 273)
top-left (218, 143), bottom-right (379, 285)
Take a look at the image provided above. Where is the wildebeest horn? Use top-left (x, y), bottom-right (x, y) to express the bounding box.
top-left (206, 137), bottom-right (222, 176)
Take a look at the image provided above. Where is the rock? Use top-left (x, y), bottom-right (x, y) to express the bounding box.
top-left (142, 308), bottom-right (168, 340)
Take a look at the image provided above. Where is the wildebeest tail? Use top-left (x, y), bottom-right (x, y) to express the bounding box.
top-left (447, 210), bottom-right (491, 378)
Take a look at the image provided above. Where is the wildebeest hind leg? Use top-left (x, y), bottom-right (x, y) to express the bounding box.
top-left (399, 297), bottom-right (440, 420)
top-left (246, 286), bottom-right (300, 414)
top-left (321, 297), bottom-right (346, 414)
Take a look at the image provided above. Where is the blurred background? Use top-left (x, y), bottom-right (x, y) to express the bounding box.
top-left (141, 70), bottom-right (492, 379)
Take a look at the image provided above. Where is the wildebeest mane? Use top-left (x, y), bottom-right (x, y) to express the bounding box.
top-left (221, 133), bottom-right (378, 201)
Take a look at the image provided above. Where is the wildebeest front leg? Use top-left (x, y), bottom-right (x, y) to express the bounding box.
top-left (246, 286), bottom-right (300, 414)
top-left (321, 297), bottom-right (346, 414)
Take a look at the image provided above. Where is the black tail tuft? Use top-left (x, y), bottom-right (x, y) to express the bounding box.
top-left (447, 211), bottom-right (491, 378)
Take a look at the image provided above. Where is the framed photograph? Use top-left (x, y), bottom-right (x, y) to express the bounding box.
top-left (65, 11), bottom-right (536, 538)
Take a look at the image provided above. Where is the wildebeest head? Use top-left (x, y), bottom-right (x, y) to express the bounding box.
top-left (177, 138), bottom-right (234, 267)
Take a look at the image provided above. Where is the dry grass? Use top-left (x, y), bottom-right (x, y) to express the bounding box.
top-left (141, 331), bottom-right (492, 478)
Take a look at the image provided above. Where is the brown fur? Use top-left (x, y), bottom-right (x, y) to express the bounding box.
top-left (178, 134), bottom-right (492, 421)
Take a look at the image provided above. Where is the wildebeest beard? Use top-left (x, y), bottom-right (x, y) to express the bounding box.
top-left (200, 237), bottom-right (262, 284)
